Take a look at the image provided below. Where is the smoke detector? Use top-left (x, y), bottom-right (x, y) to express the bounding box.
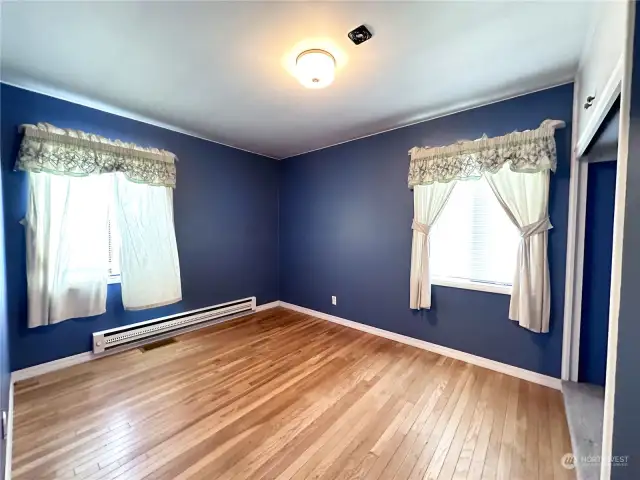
top-left (348, 25), bottom-right (373, 45)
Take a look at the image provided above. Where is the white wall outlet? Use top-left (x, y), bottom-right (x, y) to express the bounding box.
top-left (331, 296), bottom-right (337, 305)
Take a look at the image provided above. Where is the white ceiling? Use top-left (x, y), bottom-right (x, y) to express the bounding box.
top-left (1, 1), bottom-right (592, 159)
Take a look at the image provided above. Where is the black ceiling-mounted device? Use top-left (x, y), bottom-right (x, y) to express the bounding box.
top-left (348, 25), bottom-right (373, 45)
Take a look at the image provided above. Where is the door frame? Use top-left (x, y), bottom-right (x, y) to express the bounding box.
top-left (562, 62), bottom-right (623, 382)
top-left (600, 2), bottom-right (635, 477)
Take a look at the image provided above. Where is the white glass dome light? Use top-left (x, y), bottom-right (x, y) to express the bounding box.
top-left (295, 49), bottom-right (336, 89)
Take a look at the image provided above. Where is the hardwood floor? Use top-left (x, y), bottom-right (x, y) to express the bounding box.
top-left (12, 307), bottom-right (575, 480)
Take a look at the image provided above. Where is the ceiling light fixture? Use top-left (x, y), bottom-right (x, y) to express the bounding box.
top-left (295, 49), bottom-right (336, 89)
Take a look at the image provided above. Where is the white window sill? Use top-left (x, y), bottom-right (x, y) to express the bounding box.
top-left (431, 277), bottom-right (511, 295)
top-left (107, 275), bottom-right (121, 285)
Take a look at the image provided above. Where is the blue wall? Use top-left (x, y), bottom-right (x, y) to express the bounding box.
top-left (0, 120), bottom-right (9, 480)
top-left (1, 83), bottom-right (575, 380)
top-left (1, 83), bottom-right (279, 371)
top-left (279, 85), bottom-right (573, 378)
top-left (612, 6), bottom-right (640, 478)
top-left (579, 160), bottom-right (616, 387)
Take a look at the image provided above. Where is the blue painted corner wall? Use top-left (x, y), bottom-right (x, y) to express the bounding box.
top-left (580, 160), bottom-right (616, 387)
top-left (1, 83), bottom-right (280, 371)
top-left (279, 84), bottom-right (574, 378)
top-left (2, 82), bottom-right (576, 381)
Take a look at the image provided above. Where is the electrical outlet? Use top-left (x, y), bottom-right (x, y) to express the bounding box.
top-left (331, 296), bottom-right (337, 305)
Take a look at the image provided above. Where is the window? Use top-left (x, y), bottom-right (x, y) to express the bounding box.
top-left (429, 177), bottom-right (519, 294)
top-left (20, 125), bottom-right (182, 327)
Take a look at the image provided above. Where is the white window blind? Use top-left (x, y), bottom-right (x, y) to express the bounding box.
top-left (107, 174), bottom-right (121, 283)
top-left (430, 177), bottom-right (519, 286)
top-left (107, 217), bottom-right (121, 280)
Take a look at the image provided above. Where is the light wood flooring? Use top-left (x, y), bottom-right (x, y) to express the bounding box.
top-left (12, 307), bottom-right (575, 480)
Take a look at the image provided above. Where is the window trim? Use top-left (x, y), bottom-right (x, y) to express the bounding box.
top-left (431, 276), bottom-right (511, 295)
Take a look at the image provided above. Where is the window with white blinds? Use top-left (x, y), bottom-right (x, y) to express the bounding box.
top-left (107, 218), bottom-right (121, 280)
top-left (107, 180), bottom-right (121, 283)
top-left (430, 177), bottom-right (519, 288)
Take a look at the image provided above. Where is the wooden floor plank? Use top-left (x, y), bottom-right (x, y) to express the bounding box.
top-left (465, 373), bottom-right (504, 480)
top-left (495, 376), bottom-right (520, 480)
top-left (428, 368), bottom-right (488, 480)
top-left (11, 307), bottom-right (575, 480)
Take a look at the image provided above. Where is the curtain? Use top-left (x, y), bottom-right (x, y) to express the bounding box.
top-left (114, 173), bottom-right (182, 310)
top-left (24, 172), bottom-right (110, 327)
top-left (410, 182), bottom-right (456, 310)
top-left (484, 164), bottom-right (552, 333)
top-left (407, 119), bottom-right (563, 332)
top-left (17, 124), bottom-right (180, 326)
top-left (408, 119), bottom-right (561, 188)
top-left (17, 123), bottom-right (177, 187)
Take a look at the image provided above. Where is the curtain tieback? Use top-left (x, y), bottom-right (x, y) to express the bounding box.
top-left (412, 220), bottom-right (430, 236)
top-left (412, 219), bottom-right (431, 307)
top-left (520, 216), bottom-right (552, 239)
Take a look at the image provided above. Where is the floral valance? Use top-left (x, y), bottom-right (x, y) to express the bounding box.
top-left (408, 119), bottom-right (565, 188)
top-left (16, 123), bottom-right (177, 188)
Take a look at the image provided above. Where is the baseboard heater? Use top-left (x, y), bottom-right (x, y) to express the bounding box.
top-left (92, 296), bottom-right (256, 353)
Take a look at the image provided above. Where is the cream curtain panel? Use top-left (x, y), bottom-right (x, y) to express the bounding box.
top-left (407, 119), bottom-right (564, 332)
top-left (16, 123), bottom-right (177, 188)
top-left (114, 173), bottom-right (182, 310)
top-left (24, 173), bottom-right (111, 327)
top-left (17, 123), bottom-right (181, 326)
top-left (485, 165), bottom-right (552, 333)
top-left (409, 183), bottom-right (456, 310)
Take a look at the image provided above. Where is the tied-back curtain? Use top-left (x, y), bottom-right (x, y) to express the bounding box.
top-left (410, 182), bottom-right (456, 309)
top-left (485, 165), bottom-right (552, 333)
top-left (16, 123), bottom-right (177, 188)
top-left (114, 173), bottom-right (182, 310)
top-left (407, 119), bottom-right (563, 332)
top-left (24, 173), bottom-right (111, 327)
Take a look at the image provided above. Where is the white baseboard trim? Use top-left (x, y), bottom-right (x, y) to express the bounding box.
top-left (10, 301), bottom-right (282, 383)
top-left (4, 381), bottom-right (13, 480)
top-left (10, 299), bottom-right (559, 389)
top-left (11, 351), bottom-right (96, 383)
top-left (280, 302), bottom-right (562, 390)
top-left (255, 301), bottom-right (281, 312)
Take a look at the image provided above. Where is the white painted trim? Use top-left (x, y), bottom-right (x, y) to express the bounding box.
top-left (10, 301), bottom-right (281, 382)
top-left (431, 277), bottom-right (511, 295)
top-left (11, 351), bottom-right (96, 383)
top-left (562, 78), bottom-right (582, 381)
top-left (279, 79), bottom-right (574, 160)
top-left (280, 302), bottom-right (561, 390)
top-left (602, 2), bottom-right (634, 478)
top-left (4, 381), bottom-right (13, 480)
top-left (576, 56), bottom-right (623, 158)
top-left (0, 81), bottom-right (279, 161)
top-left (255, 301), bottom-right (280, 312)
top-left (570, 161), bottom-right (589, 382)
